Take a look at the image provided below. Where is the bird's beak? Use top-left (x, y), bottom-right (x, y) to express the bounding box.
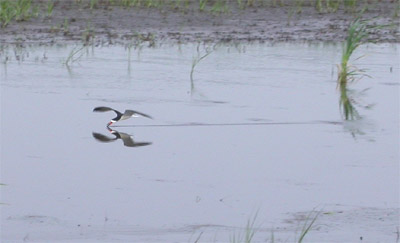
top-left (107, 122), bottom-right (113, 127)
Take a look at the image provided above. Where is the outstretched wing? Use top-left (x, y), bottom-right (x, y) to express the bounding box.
top-left (117, 132), bottom-right (137, 147)
top-left (93, 107), bottom-right (123, 116)
top-left (124, 110), bottom-right (153, 119)
top-left (115, 132), bottom-right (152, 147)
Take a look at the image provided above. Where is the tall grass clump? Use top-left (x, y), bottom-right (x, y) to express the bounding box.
top-left (336, 18), bottom-right (383, 120)
top-left (337, 18), bottom-right (369, 120)
top-left (0, 0), bottom-right (16, 27)
top-left (337, 18), bottom-right (370, 85)
top-left (0, 0), bottom-right (33, 27)
top-left (13, 0), bottom-right (31, 21)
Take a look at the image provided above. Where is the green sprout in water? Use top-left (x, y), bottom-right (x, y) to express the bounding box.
top-left (230, 211), bottom-right (258, 243)
top-left (337, 18), bottom-right (373, 120)
top-left (228, 209), bottom-right (320, 243)
top-left (338, 18), bottom-right (370, 85)
top-left (190, 43), bottom-right (213, 93)
top-left (64, 45), bottom-right (85, 67)
top-left (297, 210), bottom-right (321, 243)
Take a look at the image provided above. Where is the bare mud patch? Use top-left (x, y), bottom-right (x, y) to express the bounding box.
top-left (0, 0), bottom-right (399, 45)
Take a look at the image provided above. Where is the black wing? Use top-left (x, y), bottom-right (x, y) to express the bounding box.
top-left (93, 107), bottom-right (123, 116)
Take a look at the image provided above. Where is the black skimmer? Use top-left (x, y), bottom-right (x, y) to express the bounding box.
top-left (93, 106), bottom-right (152, 127)
top-left (92, 127), bottom-right (151, 147)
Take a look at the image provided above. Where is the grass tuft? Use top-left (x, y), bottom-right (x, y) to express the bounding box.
top-left (46, 0), bottom-right (54, 17)
top-left (230, 211), bottom-right (258, 243)
top-left (336, 18), bottom-right (380, 120)
top-left (0, 0), bottom-right (33, 27)
top-left (337, 18), bottom-right (369, 85)
top-left (297, 210), bottom-right (321, 243)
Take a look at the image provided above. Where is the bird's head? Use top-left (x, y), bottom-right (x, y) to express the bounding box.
top-left (107, 120), bottom-right (116, 127)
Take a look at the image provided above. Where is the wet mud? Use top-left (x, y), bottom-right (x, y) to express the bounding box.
top-left (0, 0), bottom-right (399, 45)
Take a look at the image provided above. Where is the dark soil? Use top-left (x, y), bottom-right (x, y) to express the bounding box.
top-left (1, 0), bottom-right (399, 45)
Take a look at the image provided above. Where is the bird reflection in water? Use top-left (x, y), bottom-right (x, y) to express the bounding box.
top-left (92, 127), bottom-right (152, 148)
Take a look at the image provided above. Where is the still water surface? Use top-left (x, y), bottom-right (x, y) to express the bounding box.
top-left (1, 43), bottom-right (399, 242)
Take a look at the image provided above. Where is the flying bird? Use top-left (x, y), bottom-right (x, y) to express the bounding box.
top-left (93, 106), bottom-right (152, 126)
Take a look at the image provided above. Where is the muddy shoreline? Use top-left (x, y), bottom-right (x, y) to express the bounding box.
top-left (0, 0), bottom-right (399, 46)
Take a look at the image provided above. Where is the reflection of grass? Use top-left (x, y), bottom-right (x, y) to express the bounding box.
top-left (339, 84), bottom-right (360, 120)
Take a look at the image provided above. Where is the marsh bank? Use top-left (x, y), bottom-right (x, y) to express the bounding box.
top-left (0, 0), bottom-right (399, 45)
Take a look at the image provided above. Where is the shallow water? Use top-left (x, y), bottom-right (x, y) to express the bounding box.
top-left (1, 43), bottom-right (399, 242)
